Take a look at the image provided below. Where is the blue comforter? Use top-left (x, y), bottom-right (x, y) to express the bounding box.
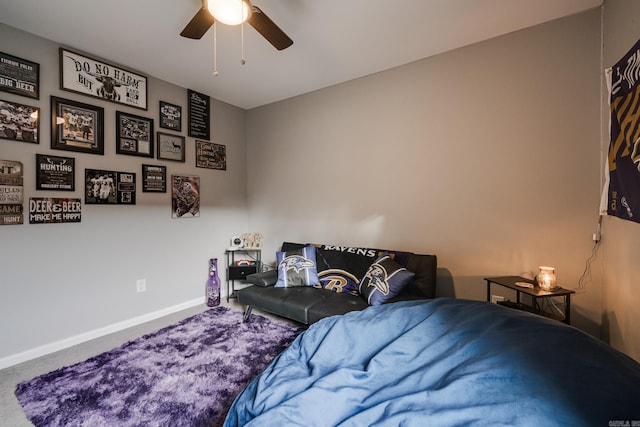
top-left (224, 299), bottom-right (640, 426)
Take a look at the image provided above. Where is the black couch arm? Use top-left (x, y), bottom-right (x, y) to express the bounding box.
top-left (246, 270), bottom-right (278, 287)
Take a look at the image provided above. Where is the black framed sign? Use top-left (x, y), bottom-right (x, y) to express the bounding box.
top-left (157, 132), bottom-right (185, 162)
top-left (85, 169), bottom-right (136, 205)
top-left (159, 101), bottom-right (182, 131)
top-left (142, 164), bottom-right (167, 192)
top-left (36, 154), bottom-right (75, 191)
top-left (51, 96), bottom-right (104, 155)
top-left (116, 111), bottom-right (154, 158)
top-left (187, 89), bottom-right (210, 139)
top-left (196, 140), bottom-right (226, 170)
top-left (59, 48), bottom-right (148, 110)
top-left (0, 51), bottom-right (39, 99)
top-left (0, 99), bottom-right (39, 143)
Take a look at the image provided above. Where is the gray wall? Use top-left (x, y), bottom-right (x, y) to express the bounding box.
top-left (0, 24), bottom-right (248, 363)
top-left (600, 0), bottom-right (640, 361)
top-left (247, 10), bottom-right (604, 337)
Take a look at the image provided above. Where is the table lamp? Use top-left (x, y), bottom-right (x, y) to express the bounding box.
top-left (537, 266), bottom-right (557, 291)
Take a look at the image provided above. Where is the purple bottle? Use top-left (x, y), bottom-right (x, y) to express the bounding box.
top-left (206, 258), bottom-right (221, 307)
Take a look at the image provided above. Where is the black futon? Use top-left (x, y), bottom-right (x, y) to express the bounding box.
top-left (237, 243), bottom-right (437, 325)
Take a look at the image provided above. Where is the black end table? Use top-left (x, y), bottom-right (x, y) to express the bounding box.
top-left (484, 276), bottom-right (575, 324)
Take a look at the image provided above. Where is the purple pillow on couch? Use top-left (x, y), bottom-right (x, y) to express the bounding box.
top-left (275, 245), bottom-right (320, 288)
top-left (359, 253), bottom-right (415, 305)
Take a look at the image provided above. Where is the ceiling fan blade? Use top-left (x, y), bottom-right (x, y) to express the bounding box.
top-left (248, 6), bottom-right (293, 50)
top-left (180, 7), bottom-right (216, 39)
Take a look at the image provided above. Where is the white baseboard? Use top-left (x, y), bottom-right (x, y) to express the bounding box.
top-left (0, 297), bottom-right (205, 370)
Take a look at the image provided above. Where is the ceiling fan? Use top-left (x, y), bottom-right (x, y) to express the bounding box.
top-left (180, 0), bottom-right (293, 51)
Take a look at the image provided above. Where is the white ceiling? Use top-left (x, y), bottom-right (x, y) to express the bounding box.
top-left (0, 0), bottom-right (602, 110)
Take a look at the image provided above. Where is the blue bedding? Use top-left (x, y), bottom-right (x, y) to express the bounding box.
top-left (224, 299), bottom-right (640, 426)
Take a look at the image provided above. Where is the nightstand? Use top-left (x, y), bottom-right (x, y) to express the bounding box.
top-left (225, 248), bottom-right (261, 302)
top-left (484, 276), bottom-right (575, 324)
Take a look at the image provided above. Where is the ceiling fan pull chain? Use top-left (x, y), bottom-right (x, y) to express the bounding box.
top-left (213, 25), bottom-right (219, 77)
top-left (240, 21), bottom-right (246, 65)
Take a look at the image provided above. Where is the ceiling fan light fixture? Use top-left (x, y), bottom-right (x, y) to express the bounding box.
top-left (207, 0), bottom-right (251, 26)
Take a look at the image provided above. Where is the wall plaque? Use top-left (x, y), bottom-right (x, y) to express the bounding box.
top-left (188, 89), bottom-right (210, 139)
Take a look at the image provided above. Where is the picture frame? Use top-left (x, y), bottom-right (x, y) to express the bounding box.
top-left (196, 140), bottom-right (226, 170)
top-left (142, 164), bottom-right (167, 193)
top-left (51, 96), bottom-right (104, 155)
top-left (59, 48), bottom-right (147, 110)
top-left (0, 99), bottom-right (39, 144)
top-left (0, 159), bottom-right (24, 225)
top-left (157, 132), bottom-right (185, 162)
top-left (36, 154), bottom-right (75, 191)
top-left (172, 175), bottom-right (200, 218)
top-left (0, 51), bottom-right (39, 99)
top-left (85, 168), bottom-right (136, 205)
top-left (187, 89), bottom-right (210, 140)
top-left (159, 101), bottom-right (182, 131)
top-left (116, 111), bottom-right (154, 158)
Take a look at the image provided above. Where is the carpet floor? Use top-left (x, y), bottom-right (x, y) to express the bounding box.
top-left (15, 306), bottom-right (303, 427)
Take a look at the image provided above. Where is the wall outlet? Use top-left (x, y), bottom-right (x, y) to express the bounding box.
top-left (136, 279), bottom-right (146, 293)
top-left (491, 295), bottom-right (505, 304)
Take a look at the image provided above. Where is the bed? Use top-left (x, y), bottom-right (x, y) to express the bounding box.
top-left (223, 298), bottom-right (640, 426)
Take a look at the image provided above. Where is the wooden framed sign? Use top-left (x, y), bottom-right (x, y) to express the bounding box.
top-left (60, 48), bottom-right (147, 110)
top-left (196, 140), bottom-right (226, 170)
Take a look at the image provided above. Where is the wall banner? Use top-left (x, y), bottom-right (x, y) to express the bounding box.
top-left (607, 37), bottom-right (640, 223)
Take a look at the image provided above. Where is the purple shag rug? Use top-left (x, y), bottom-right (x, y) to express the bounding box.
top-left (15, 306), bottom-right (303, 427)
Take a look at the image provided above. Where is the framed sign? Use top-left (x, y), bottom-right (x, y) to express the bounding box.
top-left (159, 101), bottom-right (182, 131)
top-left (188, 89), bottom-right (210, 139)
top-left (29, 198), bottom-right (81, 224)
top-left (172, 175), bottom-right (200, 218)
top-left (0, 159), bottom-right (23, 225)
top-left (51, 96), bottom-right (104, 155)
top-left (116, 111), bottom-right (154, 158)
top-left (0, 51), bottom-right (39, 99)
top-left (0, 99), bottom-right (39, 143)
top-left (196, 140), bottom-right (226, 170)
top-left (36, 154), bottom-right (75, 191)
top-left (85, 169), bottom-right (136, 205)
top-left (157, 132), bottom-right (185, 162)
top-left (59, 48), bottom-right (147, 110)
top-left (142, 164), bottom-right (166, 193)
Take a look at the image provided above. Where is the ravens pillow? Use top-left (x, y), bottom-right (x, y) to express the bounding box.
top-left (359, 253), bottom-right (415, 305)
top-left (275, 245), bottom-right (320, 288)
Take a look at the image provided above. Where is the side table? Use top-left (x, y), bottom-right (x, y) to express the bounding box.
top-left (225, 248), bottom-right (261, 302)
top-left (484, 276), bottom-right (575, 324)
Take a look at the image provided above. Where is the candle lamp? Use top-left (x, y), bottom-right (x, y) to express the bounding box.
top-left (537, 266), bottom-right (557, 291)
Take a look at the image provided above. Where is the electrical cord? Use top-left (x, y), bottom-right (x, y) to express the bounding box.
top-left (574, 239), bottom-right (600, 293)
